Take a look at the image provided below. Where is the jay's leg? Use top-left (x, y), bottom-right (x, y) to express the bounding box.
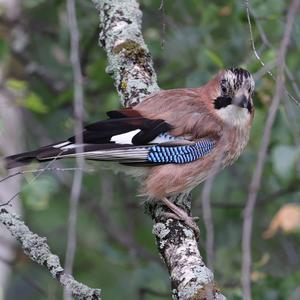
top-left (161, 197), bottom-right (200, 238)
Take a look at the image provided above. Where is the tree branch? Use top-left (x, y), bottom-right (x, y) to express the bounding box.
top-left (0, 208), bottom-right (101, 300)
top-left (92, 0), bottom-right (160, 106)
top-left (92, 1), bottom-right (226, 299)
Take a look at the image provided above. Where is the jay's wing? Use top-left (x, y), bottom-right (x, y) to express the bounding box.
top-left (69, 108), bottom-right (172, 145)
top-left (5, 108), bottom-right (216, 168)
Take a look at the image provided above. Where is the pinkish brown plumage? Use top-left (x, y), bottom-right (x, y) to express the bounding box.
top-left (135, 69), bottom-right (254, 199)
top-left (5, 68), bottom-right (255, 231)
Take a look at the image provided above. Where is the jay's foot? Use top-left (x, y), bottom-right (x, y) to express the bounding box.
top-left (161, 197), bottom-right (200, 239)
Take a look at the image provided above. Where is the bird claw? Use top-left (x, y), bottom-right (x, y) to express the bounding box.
top-left (161, 212), bottom-right (181, 221)
top-left (160, 198), bottom-right (200, 240)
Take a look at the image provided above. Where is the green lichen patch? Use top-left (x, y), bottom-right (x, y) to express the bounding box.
top-left (113, 39), bottom-right (149, 64)
top-left (113, 39), bottom-right (144, 54)
top-left (120, 80), bottom-right (127, 92)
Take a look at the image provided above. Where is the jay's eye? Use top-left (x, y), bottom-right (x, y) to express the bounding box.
top-left (221, 86), bottom-right (227, 93)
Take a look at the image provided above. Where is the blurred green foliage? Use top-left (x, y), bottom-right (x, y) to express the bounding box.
top-left (1, 0), bottom-right (300, 299)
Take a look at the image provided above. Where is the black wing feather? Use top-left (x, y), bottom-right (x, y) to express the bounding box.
top-left (132, 121), bottom-right (171, 145)
top-left (69, 109), bottom-right (172, 145)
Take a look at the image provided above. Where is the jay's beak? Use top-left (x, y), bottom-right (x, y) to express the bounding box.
top-left (233, 94), bottom-right (248, 108)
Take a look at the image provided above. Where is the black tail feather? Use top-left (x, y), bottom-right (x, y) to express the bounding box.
top-left (5, 147), bottom-right (62, 169)
top-left (4, 142), bottom-right (147, 169)
top-left (4, 108), bottom-right (173, 169)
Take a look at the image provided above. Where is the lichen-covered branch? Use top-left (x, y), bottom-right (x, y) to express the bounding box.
top-left (92, 1), bottom-right (226, 299)
top-left (92, 0), bottom-right (159, 107)
top-left (153, 217), bottom-right (225, 300)
top-left (0, 209), bottom-right (101, 300)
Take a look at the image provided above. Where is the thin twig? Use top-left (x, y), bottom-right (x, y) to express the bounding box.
top-left (197, 179), bottom-right (300, 210)
top-left (0, 1), bottom-right (24, 293)
top-left (0, 167), bottom-right (91, 184)
top-left (248, 3), bottom-right (300, 174)
top-left (64, 0), bottom-right (85, 299)
top-left (201, 174), bottom-right (215, 272)
top-left (241, 1), bottom-right (300, 299)
top-left (249, 3), bottom-right (300, 103)
top-left (200, 153), bottom-right (224, 274)
top-left (0, 208), bottom-right (101, 299)
top-left (159, 0), bottom-right (166, 49)
top-left (0, 152), bottom-right (63, 207)
top-left (201, 132), bottom-right (229, 275)
top-left (249, 2), bottom-right (300, 105)
top-left (245, 0), bottom-right (300, 106)
top-left (59, 176), bottom-right (158, 262)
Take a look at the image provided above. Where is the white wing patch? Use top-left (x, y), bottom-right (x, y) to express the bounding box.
top-left (110, 129), bottom-right (141, 144)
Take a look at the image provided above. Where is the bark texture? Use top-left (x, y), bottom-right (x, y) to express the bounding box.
top-left (92, 1), bottom-right (226, 299)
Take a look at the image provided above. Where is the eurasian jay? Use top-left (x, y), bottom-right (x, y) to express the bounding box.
top-left (5, 68), bottom-right (255, 232)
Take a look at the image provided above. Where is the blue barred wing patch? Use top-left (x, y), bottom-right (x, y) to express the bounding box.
top-left (147, 139), bottom-right (215, 164)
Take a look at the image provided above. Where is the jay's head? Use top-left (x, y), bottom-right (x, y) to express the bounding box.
top-left (213, 68), bottom-right (255, 127)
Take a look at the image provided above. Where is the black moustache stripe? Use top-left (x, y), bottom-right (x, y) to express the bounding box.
top-left (214, 96), bottom-right (232, 109)
top-left (247, 101), bottom-right (253, 113)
